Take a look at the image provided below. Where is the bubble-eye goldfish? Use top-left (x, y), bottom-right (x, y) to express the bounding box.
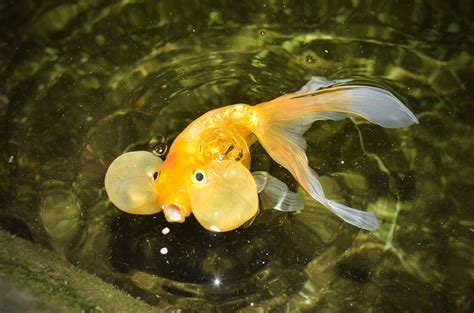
top-left (105, 77), bottom-right (418, 232)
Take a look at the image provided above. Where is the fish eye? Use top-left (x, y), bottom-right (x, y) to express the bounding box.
top-left (191, 169), bottom-right (207, 184)
top-left (153, 171), bottom-right (159, 181)
top-left (152, 142), bottom-right (168, 157)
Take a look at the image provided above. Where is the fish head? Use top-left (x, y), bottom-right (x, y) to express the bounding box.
top-left (157, 152), bottom-right (259, 231)
top-left (104, 151), bottom-right (163, 214)
top-left (154, 152), bottom-right (193, 223)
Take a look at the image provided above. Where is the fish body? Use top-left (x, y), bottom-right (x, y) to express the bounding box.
top-left (105, 77), bottom-right (418, 232)
top-left (164, 104), bottom-right (256, 171)
top-left (156, 104), bottom-right (260, 231)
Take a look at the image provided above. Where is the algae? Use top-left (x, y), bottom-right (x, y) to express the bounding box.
top-left (0, 229), bottom-right (157, 313)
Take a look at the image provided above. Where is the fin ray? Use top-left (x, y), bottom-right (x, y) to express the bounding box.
top-left (260, 78), bottom-right (419, 128)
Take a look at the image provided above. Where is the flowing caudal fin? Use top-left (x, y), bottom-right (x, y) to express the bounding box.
top-left (252, 77), bottom-right (418, 230)
top-left (253, 171), bottom-right (304, 212)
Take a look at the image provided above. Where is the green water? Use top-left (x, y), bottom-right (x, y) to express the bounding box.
top-left (1, 1), bottom-right (473, 311)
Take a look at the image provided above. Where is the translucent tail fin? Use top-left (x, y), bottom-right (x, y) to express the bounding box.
top-left (252, 77), bottom-right (418, 230)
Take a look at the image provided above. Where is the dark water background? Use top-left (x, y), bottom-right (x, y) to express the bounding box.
top-left (1, 1), bottom-right (473, 311)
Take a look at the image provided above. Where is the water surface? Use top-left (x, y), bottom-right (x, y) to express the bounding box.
top-left (0, 1), bottom-right (473, 311)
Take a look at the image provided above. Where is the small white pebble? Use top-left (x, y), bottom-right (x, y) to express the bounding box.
top-left (161, 227), bottom-right (170, 235)
top-left (341, 160), bottom-right (345, 164)
top-left (8, 155), bottom-right (14, 163)
top-left (160, 247), bottom-right (168, 255)
top-left (324, 49), bottom-right (329, 53)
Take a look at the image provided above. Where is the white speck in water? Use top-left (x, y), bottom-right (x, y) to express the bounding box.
top-left (324, 49), bottom-right (329, 53)
top-left (160, 247), bottom-right (168, 255)
top-left (161, 227), bottom-right (170, 235)
top-left (213, 278), bottom-right (221, 286)
top-left (8, 155), bottom-right (14, 163)
top-left (341, 160), bottom-right (345, 164)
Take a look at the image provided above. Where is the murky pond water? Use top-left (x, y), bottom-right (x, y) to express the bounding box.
top-left (1, 1), bottom-right (473, 311)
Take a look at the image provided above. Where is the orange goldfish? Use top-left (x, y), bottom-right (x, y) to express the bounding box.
top-left (105, 77), bottom-right (418, 232)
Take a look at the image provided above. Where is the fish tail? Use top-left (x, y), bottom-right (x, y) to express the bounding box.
top-left (252, 77), bottom-right (418, 230)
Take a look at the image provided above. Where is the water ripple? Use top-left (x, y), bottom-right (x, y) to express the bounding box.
top-left (0, 1), bottom-right (473, 311)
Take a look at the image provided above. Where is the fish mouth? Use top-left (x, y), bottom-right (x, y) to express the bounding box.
top-left (163, 204), bottom-right (185, 223)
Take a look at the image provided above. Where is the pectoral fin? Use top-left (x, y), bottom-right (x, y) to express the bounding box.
top-left (253, 171), bottom-right (304, 212)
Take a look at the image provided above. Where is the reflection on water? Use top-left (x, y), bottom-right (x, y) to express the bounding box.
top-left (0, 1), bottom-right (473, 311)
